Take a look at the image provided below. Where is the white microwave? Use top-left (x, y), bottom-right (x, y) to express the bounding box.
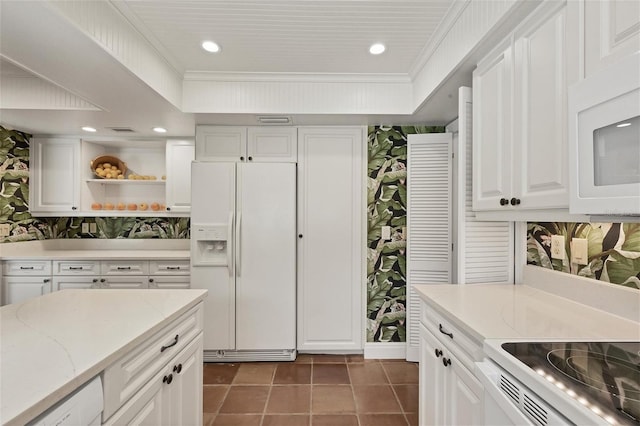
top-left (569, 52), bottom-right (640, 216)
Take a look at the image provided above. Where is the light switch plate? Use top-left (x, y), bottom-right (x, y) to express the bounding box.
top-left (571, 238), bottom-right (589, 265)
top-left (82, 223), bottom-right (89, 234)
top-left (550, 235), bottom-right (565, 259)
top-left (381, 226), bottom-right (391, 240)
top-left (89, 223), bottom-right (97, 234)
top-left (0, 223), bottom-right (10, 237)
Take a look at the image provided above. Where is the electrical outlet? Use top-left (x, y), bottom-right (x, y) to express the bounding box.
top-left (550, 235), bottom-right (565, 260)
top-left (82, 223), bottom-right (89, 234)
top-left (381, 226), bottom-right (391, 240)
top-left (89, 223), bottom-right (97, 234)
top-left (0, 223), bottom-right (10, 237)
top-left (571, 238), bottom-right (589, 265)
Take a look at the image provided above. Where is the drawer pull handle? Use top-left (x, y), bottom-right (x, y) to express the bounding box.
top-left (166, 266), bottom-right (181, 270)
top-left (162, 374), bottom-right (173, 384)
top-left (161, 334), bottom-right (179, 353)
top-left (116, 266), bottom-right (132, 270)
top-left (439, 324), bottom-right (453, 339)
top-left (434, 349), bottom-right (443, 358)
top-left (442, 357), bottom-right (451, 367)
top-left (20, 266), bottom-right (34, 270)
top-left (69, 267), bottom-right (83, 270)
top-left (173, 363), bottom-right (183, 374)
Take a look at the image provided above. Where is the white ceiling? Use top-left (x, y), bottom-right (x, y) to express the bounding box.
top-left (112, 0), bottom-right (455, 74)
top-left (0, 0), bottom-right (466, 137)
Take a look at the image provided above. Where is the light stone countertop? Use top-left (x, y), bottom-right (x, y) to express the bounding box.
top-left (414, 283), bottom-right (640, 343)
top-left (0, 289), bottom-right (207, 426)
top-left (0, 239), bottom-right (190, 260)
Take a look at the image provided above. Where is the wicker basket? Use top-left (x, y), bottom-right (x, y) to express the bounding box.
top-left (90, 155), bottom-right (127, 179)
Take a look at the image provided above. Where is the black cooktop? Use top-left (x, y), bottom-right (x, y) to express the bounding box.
top-left (502, 341), bottom-right (640, 425)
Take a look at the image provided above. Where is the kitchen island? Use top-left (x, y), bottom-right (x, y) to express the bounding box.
top-left (0, 288), bottom-right (207, 426)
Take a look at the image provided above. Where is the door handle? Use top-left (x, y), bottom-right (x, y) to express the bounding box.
top-left (227, 211), bottom-right (234, 277)
top-left (236, 211), bottom-right (242, 277)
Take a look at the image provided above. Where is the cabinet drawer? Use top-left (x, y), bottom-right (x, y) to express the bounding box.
top-left (102, 303), bottom-right (203, 420)
top-left (53, 260), bottom-right (100, 275)
top-left (148, 276), bottom-right (190, 289)
top-left (421, 301), bottom-right (483, 372)
top-left (3, 260), bottom-right (52, 276)
top-left (149, 260), bottom-right (190, 275)
top-left (101, 260), bottom-right (149, 275)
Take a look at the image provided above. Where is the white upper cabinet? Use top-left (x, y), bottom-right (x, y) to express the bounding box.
top-left (583, 0), bottom-right (640, 78)
top-left (196, 126), bottom-right (297, 162)
top-left (195, 126), bottom-right (246, 162)
top-left (165, 140), bottom-right (195, 213)
top-left (473, 2), bottom-right (575, 213)
top-left (30, 138), bottom-right (81, 214)
top-left (29, 138), bottom-right (193, 217)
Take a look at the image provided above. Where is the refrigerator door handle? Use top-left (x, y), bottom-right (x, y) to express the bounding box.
top-left (227, 211), bottom-right (234, 277)
top-left (236, 211), bottom-right (242, 277)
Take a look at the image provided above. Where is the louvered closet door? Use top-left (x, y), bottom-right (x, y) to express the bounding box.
top-left (406, 133), bottom-right (452, 362)
top-left (456, 87), bottom-right (514, 284)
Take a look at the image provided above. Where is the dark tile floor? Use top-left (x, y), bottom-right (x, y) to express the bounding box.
top-left (203, 354), bottom-right (418, 426)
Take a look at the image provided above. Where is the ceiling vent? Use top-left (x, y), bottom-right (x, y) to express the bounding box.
top-left (107, 127), bottom-right (136, 133)
top-left (257, 116), bottom-right (291, 125)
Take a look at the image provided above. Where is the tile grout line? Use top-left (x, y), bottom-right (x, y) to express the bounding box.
top-left (380, 361), bottom-right (411, 426)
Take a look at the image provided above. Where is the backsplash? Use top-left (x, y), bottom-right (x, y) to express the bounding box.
top-left (0, 126), bottom-right (190, 243)
top-left (527, 222), bottom-right (640, 290)
top-left (367, 125), bottom-right (444, 343)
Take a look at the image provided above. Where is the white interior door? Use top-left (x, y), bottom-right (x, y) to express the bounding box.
top-left (235, 162), bottom-right (296, 350)
top-left (406, 133), bottom-right (453, 362)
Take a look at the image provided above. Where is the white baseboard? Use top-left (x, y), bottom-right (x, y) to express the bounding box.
top-left (364, 342), bottom-right (406, 359)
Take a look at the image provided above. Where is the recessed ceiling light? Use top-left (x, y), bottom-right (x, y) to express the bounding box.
top-left (369, 43), bottom-right (386, 55)
top-left (82, 126), bottom-right (97, 132)
top-left (617, 122), bottom-right (631, 128)
top-left (153, 127), bottom-right (167, 133)
top-left (202, 41), bottom-right (221, 53)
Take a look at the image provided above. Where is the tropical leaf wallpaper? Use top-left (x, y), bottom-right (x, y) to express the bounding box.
top-left (0, 126), bottom-right (190, 243)
top-left (527, 222), bottom-right (640, 290)
top-left (367, 125), bottom-right (445, 343)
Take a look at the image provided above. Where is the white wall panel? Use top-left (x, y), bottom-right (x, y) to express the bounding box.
top-left (0, 76), bottom-right (99, 110)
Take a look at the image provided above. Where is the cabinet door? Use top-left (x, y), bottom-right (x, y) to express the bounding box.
top-left (165, 140), bottom-right (195, 213)
top-left (297, 127), bottom-right (364, 351)
top-left (584, 0), bottom-right (640, 78)
top-left (162, 334), bottom-right (203, 426)
top-left (102, 371), bottom-right (165, 426)
top-left (2, 276), bottom-right (51, 305)
top-left (30, 138), bottom-right (80, 214)
top-left (472, 42), bottom-right (513, 211)
top-left (445, 354), bottom-right (484, 426)
top-left (195, 126), bottom-right (246, 161)
top-left (247, 127), bottom-right (297, 162)
top-left (419, 325), bottom-right (446, 426)
top-left (53, 276), bottom-right (100, 291)
top-left (148, 276), bottom-right (190, 289)
top-left (513, 4), bottom-right (569, 209)
top-left (101, 276), bottom-right (148, 289)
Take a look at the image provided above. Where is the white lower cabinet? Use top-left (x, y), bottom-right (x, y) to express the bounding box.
top-left (2, 276), bottom-right (52, 305)
top-left (103, 306), bottom-right (203, 426)
top-left (419, 303), bottom-right (484, 425)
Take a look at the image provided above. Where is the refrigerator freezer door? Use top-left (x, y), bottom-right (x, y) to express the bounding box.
top-left (190, 161), bottom-right (236, 350)
top-left (235, 163), bottom-right (296, 350)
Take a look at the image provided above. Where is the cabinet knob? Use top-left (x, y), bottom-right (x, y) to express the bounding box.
top-left (240, 156), bottom-right (245, 161)
top-left (43, 278), bottom-right (50, 283)
top-left (499, 198), bottom-right (509, 206)
top-left (442, 357), bottom-right (451, 367)
top-left (71, 206), bottom-right (77, 211)
top-left (248, 156), bottom-right (253, 161)
top-left (163, 374), bottom-right (173, 385)
top-left (510, 197), bottom-right (521, 206)
top-left (173, 363), bottom-right (183, 374)
top-left (92, 278), bottom-right (98, 283)
top-left (149, 278), bottom-right (154, 283)
top-left (100, 278), bottom-right (106, 283)
top-left (434, 349), bottom-right (443, 358)
top-left (166, 207), bottom-right (171, 211)
top-left (298, 234), bottom-right (303, 239)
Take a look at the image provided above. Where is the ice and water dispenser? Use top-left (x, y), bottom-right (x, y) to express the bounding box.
top-left (191, 224), bottom-right (230, 266)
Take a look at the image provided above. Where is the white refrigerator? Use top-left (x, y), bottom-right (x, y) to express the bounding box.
top-left (190, 161), bottom-right (296, 361)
